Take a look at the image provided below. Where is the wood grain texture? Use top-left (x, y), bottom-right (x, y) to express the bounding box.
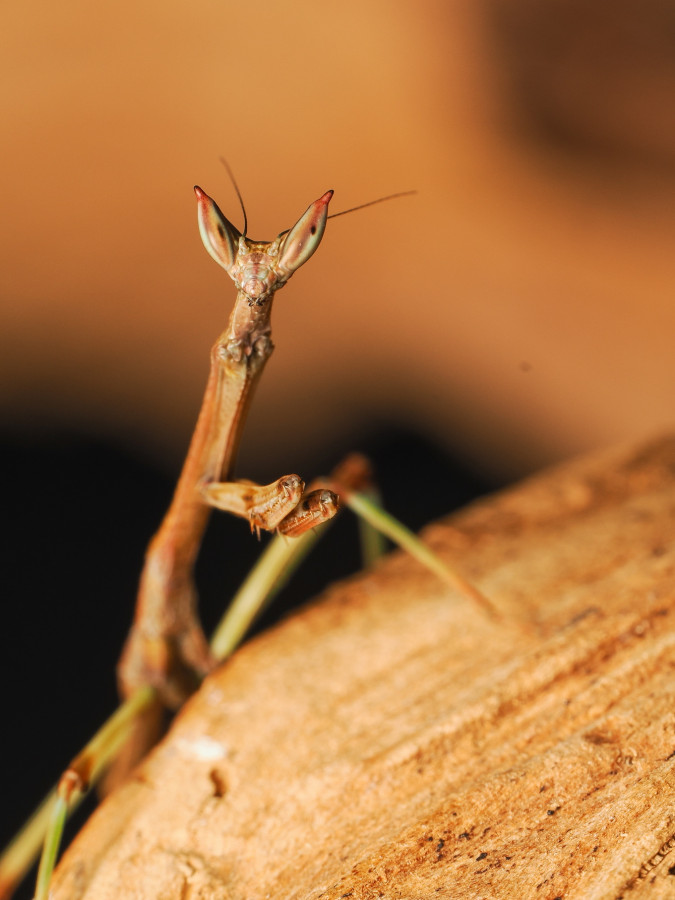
top-left (52, 437), bottom-right (675, 899)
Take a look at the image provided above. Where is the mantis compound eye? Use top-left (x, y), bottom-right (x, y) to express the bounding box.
top-left (277, 190), bottom-right (333, 278)
top-left (194, 185), bottom-right (242, 274)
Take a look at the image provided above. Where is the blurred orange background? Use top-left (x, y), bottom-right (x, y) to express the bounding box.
top-left (4, 2), bottom-right (675, 878)
top-left (2, 0), bottom-right (675, 482)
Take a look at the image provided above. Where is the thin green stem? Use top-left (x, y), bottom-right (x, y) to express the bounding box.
top-left (1, 685), bottom-right (155, 900)
top-left (0, 791), bottom-right (59, 900)
top-left (210, 529), bottom-right (320, 660)
top-left (356, 487), bottom-right (388, 567)
top-left (345, 491), bottom-right (499, 619)
top-left (34, 798), bottom-right (68, 900)
top-left (31, 686), bottom-right (155, 900)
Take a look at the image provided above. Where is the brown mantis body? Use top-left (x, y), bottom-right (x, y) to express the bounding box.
top-left (118, 185), bottom-right (339, 709)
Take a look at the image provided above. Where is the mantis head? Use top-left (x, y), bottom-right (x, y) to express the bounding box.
top-left (194, 186), bottom-right (333, 304)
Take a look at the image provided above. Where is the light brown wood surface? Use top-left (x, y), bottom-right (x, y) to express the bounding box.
top-left (52, 437), bottom-right (675, 899)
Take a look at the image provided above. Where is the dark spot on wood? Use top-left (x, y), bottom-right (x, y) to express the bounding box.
top-left (310, 225), bottom-right (316, 234)
top-left (668, 863), bottom-right (675, 876)
top-left (547, 809), bottom-right (557, 815)
top-left (566, 606), bottom-right (600, 627)
top-left (209, 768), bottom-right (227, 798)
top-left (458, 832), bottom-right (470, 840)
top-left (476, 851), bottom-right (487, 861)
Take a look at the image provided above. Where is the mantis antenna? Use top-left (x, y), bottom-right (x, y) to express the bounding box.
top-left (326, 190), bottom-right (417, 221)
top-left (219, 156), bottom-right (249, 237)
top-left (218, 157), bottom-right (414, 237)
top-left (278, 189), bottom-right (417, 236)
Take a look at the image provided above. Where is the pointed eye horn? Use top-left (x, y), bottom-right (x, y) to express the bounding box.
top-left (194, 185), bottom-right (242, 273)
top-left (277, 190), bottom-right (333, 277)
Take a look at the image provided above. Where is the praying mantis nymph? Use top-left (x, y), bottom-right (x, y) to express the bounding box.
top-left (118, 178), bottom-right (423, 712)
top-left (118, 184), bottom-right (341, 711)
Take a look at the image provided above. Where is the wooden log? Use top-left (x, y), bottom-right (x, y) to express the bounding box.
top-left (51, 437), bottom-right (675, 899)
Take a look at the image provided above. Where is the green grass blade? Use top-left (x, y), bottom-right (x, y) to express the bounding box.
top-left (210, 528), bottom-right (320, 661)
top-left (34, 797), bottom-right (68, 900)
top-left (345, 491), bottom-right (499, 619)
top-left (356, 487), bottom-right (388, 567)
top-left (30, 685), bottom-right (156, 900)
top-left (0, 788), bottom-right (61, 900)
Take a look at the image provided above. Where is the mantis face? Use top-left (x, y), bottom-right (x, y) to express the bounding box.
top-left (194, 186), bottom-right (333, 304)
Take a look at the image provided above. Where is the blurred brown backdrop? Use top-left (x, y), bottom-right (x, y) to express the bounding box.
top-left (3, 0), bottom-right (675, 482)
top-left (4, 3), bottom-right (675, 884)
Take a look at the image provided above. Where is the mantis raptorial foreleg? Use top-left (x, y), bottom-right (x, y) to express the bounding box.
top-left (203, 477), bottom-right (340, 539)
top-left (202, 475), bottom-right (306, 533)
top-left (201, 475), bottom-right (338, 537)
